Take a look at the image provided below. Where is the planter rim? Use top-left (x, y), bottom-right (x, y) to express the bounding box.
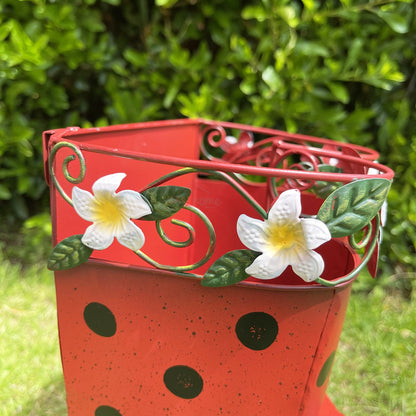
top-left (43, 118), bottom-right (394, 188)
top-left (43, 117), bottom-right (379, 158)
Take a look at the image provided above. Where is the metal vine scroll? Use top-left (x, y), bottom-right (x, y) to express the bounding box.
top-left (47, 133), bottom-right (392, 288)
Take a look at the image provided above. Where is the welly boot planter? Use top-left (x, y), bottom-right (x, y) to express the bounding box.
top-left (43, 119), bottom-right (393, 416)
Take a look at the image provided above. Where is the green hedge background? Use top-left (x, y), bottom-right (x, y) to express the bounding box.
top-left (0, 0), bottom-right (415, 275)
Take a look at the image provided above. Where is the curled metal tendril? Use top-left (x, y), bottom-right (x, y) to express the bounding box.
top-left (316, 214), bottom-right (380, 287)
top-left (135, 205), bottom-right (216, 272)
top-left (348, 221), bottom-right (373, 250)
top-left (136, 166), bottom-right (267, 273)
top-left (206, 126), bottom-right (227, 148)
top-left (269, 149), bottom-right (319, 197)
top-left (144, 167), bottom-right (267, 219)
top-left (200, 126), bottom-right (228, 160)
top-left (156, 217), bottom-right (195, 248)
top-left (255, 146), bottom-right (277, 168)
top-left (49, 141), bottom-right (86, 206)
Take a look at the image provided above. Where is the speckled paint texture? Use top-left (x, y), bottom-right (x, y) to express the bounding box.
top-left (55, 262), bottom-right (350, 415)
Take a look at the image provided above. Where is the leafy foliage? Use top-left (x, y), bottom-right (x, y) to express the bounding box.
top-left (0, 0), bottom-right (415, 273)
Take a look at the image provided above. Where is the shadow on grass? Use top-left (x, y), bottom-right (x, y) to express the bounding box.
top-left (22, 376), bottom-right (67, 416)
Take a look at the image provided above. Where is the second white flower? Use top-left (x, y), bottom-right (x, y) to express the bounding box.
top-left (236, 189), bottom-right (331, 282)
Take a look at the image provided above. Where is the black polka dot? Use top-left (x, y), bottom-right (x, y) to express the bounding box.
top-left (163, 365), bottom-right (203, 399)
top-left (84, 302), bottom-right (116, 337)
top-left (317, 351), bottom-right (336, 387)
top-left (235, 312), bottom-right (278, 350)
top-left (95, 405), bottom-right (122, 416)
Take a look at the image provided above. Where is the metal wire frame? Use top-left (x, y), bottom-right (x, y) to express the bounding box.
top-left (46, 120), bottom-right (393, 287)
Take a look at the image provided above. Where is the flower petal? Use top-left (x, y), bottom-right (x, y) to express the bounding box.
top-left (292, 249), bottom-right (325, 282)
top-left (92, 173), bottom-right (126, 197)
top-left (237, 214), bottom-right (267, 252)
top-left (268, 189), bottom-right (301, 225)
top-left (72, 187), bottom-right (96, 222)
top-left (82, 223), bottom-right (114, 250)
top-left (116, 220), bottom-right (145, 251)
top-left (245, 252), bottom-right (290, 280)
top-left (116, 190), bottom-right (152, 219)
top-left (301, 218), bottom-right (331, 249)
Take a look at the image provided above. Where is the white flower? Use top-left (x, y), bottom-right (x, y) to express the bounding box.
top-left (72, 173), bottom-right (152, 251)
top-left (237, 189), bottom-right (331, 282)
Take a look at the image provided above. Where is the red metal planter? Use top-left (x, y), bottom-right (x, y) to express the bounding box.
top-left (44, 119), bottom-right (393, 416)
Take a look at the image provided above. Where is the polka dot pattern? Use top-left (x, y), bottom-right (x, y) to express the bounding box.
top-left (83, 302), bottom-right (117, 337)
top-left (163, 365), bottom-right (204, 399)
top-left (317, 351), bottom-right (336, 388)
top-left (55, 262), bottom-right (351, 415)
top-left (235, 311), bottom-right (279, 350)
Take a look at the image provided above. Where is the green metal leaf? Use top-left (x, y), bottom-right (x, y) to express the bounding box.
top-left (201, 249), bottom-right (260, 287)
top-left (47, 234), bottom-right (93, 271)
top-left (317, 179), bottom-right (391, 238)
top-left (141, 186), bottom-right (191, 221)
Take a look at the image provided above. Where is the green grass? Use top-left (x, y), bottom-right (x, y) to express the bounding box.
top-left (0, 256), bottom-right (66, 416)
top-left (1, 253), bottom-right (415, 415)
top-left (329, 279), bottom-right (416, 415)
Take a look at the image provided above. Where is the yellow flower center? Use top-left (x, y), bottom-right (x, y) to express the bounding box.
top-left (93, 194), bottom-right (126, 230)
top-left (265, 221), bottom-right (304, 251)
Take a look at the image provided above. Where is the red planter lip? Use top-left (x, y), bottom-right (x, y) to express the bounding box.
top-left (43, 118), bottom-right (393, 188)
top-left (43, 117), bottom-right (380, 158)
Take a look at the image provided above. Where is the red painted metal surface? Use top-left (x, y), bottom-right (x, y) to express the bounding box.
top-left (55, 261), bottom-right (354, 416)
top-left (43, 119), bottom-right (393, 415)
